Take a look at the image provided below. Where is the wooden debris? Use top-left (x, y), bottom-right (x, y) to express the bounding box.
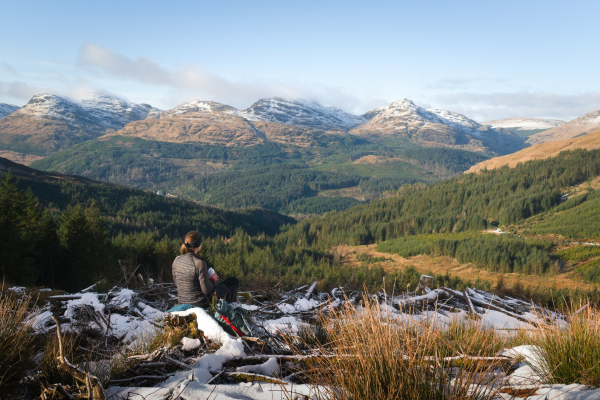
top-left (499, 387), bottom-right (538, 397)
top-left (44, 316), bottom-right (106, 400)
top-left (226, 372), bottom-right (288, 385)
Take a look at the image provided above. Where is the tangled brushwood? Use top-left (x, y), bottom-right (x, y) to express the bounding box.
top-left (2, 276), bottom-right (600, 399)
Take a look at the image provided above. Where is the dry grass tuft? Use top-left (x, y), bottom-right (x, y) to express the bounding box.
top-left (526, 305), bottom-right (600, 386)
top-left (303, 299), bottom-right (512, 400)
top-left (0, 290), bottom-right (37, 394)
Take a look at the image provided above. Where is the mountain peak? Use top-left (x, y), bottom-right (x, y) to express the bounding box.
top-left (147, 100), bottom-right (235, 119)
top-left (389, 98), bottom-right (418, 108)
top-left (238, 97), bottom-right (365, 129)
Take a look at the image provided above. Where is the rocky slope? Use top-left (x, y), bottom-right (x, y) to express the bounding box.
top-left (467, 127), bottom-right (600, 172)
top-left (526, 110), bottom-right (600, 145)
top-left (482, 117), bottom-right (566, 136)
top-left (0, 103), bottom-right (20, 119)
top-left (350, 99), bottom-right (526, 156)
top-left (116, 112), bottom-right (267, 147)
top-left (0, 92), bottom-right (156, 155)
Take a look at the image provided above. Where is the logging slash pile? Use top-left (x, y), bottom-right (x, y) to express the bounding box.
top-left (17, 276), bottom-right (600, 399)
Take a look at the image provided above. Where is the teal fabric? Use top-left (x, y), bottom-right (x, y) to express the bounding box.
top-left (167, 303), bottom-right (196, 313)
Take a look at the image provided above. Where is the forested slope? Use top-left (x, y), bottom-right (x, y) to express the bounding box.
top-left (278, 149), bottom-right (600, 248)
top-left (30, 135), bottom-right (488, 214)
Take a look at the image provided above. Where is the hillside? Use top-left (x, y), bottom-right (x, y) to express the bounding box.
top-left (0, 156), bottom-right (107, 185)
top-left (0, 92), bottom-right (156, 156)
top-left (169, 148), bottom-right (600, 308)
top-left (350, 99), bottom-right (526, 156)
top-left (30, 134), bottom-right (488, 214)
top-left (526, 110), bottom-right (600, 145)
top-left (466, 127), bottom-right (600, 172)
top-left (0, 159), bottom-right (293, 238)
top-left (0, 159), bottom-right (294, 290)
top-left (482, 117), bottom-right (565, 137)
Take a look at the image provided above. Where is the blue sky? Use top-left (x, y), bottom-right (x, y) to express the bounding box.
top-left (1, 0), bottom-right (599, 121)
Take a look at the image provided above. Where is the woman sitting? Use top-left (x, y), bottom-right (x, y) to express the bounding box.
top-left (172, 231), bottom-right (239, 308)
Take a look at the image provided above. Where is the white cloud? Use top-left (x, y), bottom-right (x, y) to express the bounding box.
top-left (0, 81), bottom-right (58, 101)
top-left (76, 43), bottom-right (371, 113)
top-left (433, 91), bottom-right (600, 121)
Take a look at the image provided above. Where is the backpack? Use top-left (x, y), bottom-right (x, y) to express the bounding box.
top-left (213, 299), bottom-right (253, 336)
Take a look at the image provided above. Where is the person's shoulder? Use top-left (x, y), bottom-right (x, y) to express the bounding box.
top-left (190, 254), bottom-right (207, 267)
top-left (174, 253), bottom-right (195, 262)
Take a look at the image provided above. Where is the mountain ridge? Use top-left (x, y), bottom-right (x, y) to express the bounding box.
top-left (2, 93), bottom-right (526, 159)
top-left (0, 92), bottom-right (157, 155)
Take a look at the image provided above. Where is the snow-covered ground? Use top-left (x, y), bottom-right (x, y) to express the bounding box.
top-left (26, 283), bottom-right (600, 400)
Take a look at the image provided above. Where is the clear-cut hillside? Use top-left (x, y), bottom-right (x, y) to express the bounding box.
top-left (467, 127), bottom-right (600, 172)
top-left (526, 110), bottom-right (600, 145)
top-left (351, 99), bottom-right (526, 156)
top-left (0, 92), bottom-right (156, 156)
top-left (0, 103), bottom-right (20, 119)
top-left (237, 97), bottom-right (366, 130)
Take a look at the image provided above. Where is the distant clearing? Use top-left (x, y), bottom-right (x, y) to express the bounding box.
top-left (337, 244), bottom-right (599, 292)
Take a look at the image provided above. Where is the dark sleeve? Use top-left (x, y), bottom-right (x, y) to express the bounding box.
top-left (194, 258), bottom-right (215, 296)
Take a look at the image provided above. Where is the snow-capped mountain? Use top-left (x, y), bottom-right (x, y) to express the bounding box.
top-left (482, 117), bottom-right (566, 132)
top-left (148, 97), bottom-right (366, 130)
top-left (77, 92), bottom-right (157, 129)
top-left (526, 110), bottom-right (600, 145)
top-left (12, 92), bottom-right (156, 130)
top-left (0, 104), bottom-right (20, 119)
top-left (360, 99), bottom-right (482, 135)
top-left (146, 100), bottom-right (235, 119)
top-left (0, 92), bottom-right (158, 156)
top-left (352, 99), bottom-right (526, 156)
top-left (237, 97), bottom-right (366, 130)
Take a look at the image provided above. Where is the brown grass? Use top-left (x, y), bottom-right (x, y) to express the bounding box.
top-left (467, 128), bottom-right (600, 172)
top-left (303, 299), bottom-right (514, 400)
top-left (0, 291), bottom-right (37, 394)
top-left (525, 305), bottom-right (600, 385)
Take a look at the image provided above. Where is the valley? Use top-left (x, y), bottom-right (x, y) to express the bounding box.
top-left (2, 92), bottom-right (516, 214)
top-left (2, 92), bottom-right (600, 298)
